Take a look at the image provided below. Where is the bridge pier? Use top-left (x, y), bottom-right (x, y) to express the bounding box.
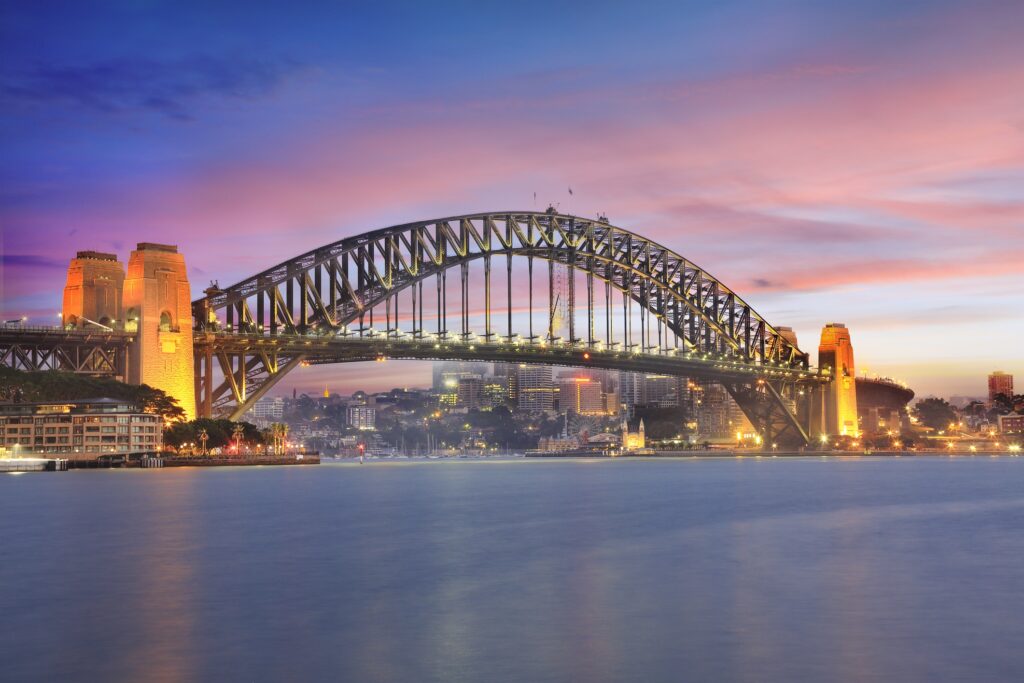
top-left (123, 244), bottom-right (196, 420)
top-left (816, 323), bottom-right (859, 439)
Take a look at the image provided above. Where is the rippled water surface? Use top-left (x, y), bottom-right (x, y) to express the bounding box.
top-left (4, 457), bottom-right (1024, 682)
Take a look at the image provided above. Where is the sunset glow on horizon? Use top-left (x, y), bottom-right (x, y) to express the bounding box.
top-left (2, 0), bottom-right (1022, 399)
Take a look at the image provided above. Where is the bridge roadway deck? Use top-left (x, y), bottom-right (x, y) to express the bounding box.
top-left (0, 326), bottom-right (133, 344)
top-left (195, 331), bottom-right (826, 385)
top-left (0, 326), bottom-right (134, 376)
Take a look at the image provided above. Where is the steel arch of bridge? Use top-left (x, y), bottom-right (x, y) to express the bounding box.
top-left (193, 211), bottom-right (824, 446)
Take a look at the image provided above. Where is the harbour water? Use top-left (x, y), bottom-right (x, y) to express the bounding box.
top-left (3, 457), bottom-right (1024, 682)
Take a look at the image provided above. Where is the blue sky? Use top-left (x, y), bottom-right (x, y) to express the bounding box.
top-left (2, 0), bottom-right (1022, 397)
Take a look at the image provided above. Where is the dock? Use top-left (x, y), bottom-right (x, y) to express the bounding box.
top-left (1, 458), bottom-right (68, 472)
top-left (160, 455), bottom-right (320, 467)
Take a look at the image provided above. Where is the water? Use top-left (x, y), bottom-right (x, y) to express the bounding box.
top-left (3, 458), bottom-right (1024, 682)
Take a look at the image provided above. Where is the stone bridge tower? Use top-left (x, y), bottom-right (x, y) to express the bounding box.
top-left (62, 251), bottom-right (125, 330)
top-left (817, 323), bottom-right (858, 437)
top-left (122, 243), bottom-right (196, 420)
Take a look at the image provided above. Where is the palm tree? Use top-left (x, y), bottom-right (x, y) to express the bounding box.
top-left (269, 422), bottom-right (290, 455)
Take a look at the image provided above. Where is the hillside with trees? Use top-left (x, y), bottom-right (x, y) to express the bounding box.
top-left (0, 367), bottom-right (185, 423)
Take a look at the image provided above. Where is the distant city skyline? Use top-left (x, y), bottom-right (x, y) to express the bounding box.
top-left (2, 1), bottom-right (1022, 398)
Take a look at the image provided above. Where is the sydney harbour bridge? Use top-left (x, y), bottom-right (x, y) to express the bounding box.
top-left (3, 210), bottom-right (839, 448)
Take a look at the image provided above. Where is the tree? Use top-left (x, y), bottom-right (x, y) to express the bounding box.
top-left (633, 405), bottom-right (693, 439)
top-left (963, 400), bottom-right (988, 418)
top-left (134, 384), bottom-right (186, 423)
top-left (913, 398), bottom-right (958, 431)
top-left (991, 393), bottom-right (1020, 416)
top-left (163, 418), bottom-right (264, 449)
top-left (0, 367), bottom-right (184, 422)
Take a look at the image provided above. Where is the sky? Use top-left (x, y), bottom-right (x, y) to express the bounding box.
top-left (1, 0), bottom-right (1022, 399)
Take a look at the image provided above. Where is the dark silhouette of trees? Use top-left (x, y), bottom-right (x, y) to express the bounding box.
top-left (913, 397), bottom-right (958, 431)
top-left (0, 367), bottom-right (184, 422)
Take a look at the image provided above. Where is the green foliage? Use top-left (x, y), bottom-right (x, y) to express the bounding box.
top-left (0, 367), bottom-right (185, 422)
top-left (991, 393), bottom-right (1024, 416)
top-left (913, 397), bottom-right (958, 431)
top-left (633, 405), bottom-right (693, 439)
top-left (163, 418), bottom-right (264, 448)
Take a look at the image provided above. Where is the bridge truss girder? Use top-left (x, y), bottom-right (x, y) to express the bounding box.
top-left (195, 333), bottom-right (822, 447)
top-left (0, 328), bottom-right (132, 378)
top-left (193, 211), bottom-right (822, 446)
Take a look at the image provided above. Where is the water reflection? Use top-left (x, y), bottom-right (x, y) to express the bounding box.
top-left (3, 458), bottom-right (1024, 682)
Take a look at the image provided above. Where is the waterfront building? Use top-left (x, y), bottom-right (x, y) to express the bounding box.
top-left (988, 371), bottom-right (1014, 402)
top-left (0, 399), bottom-right (162, 460)
top-left (621, 419), bottom-right (646, 451)
top-left (537, 434), bottom-right (580, 452)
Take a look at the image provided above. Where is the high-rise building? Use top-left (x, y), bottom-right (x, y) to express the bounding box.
top-left (617, 373), bottom-right (684, 408)
top-left (603, 389), bottom-right (621, 416)
top-left (557, 377), bottom-right (605, 415)
top-left (483, 380), bottom-right (508, 409)
top-left (988, 371), bottom-right (1014, 402)
top-left (433, 361), bottom-right (483, 406)
top-left (347, 394), bottom-right (376, 430)
top-left (251, 397), bottom-right (284, 424)
top-left (457, 376), bottom-right (484, 409)
top-left (618, 372), bottom-right (641, 408)
top-left (696, 381), bottom-right (730, 438)
top-left (818, 323), bottom-right (858, 437)
top-left (493, 363), bottom-right (519, 402)
top-left (433, 361), bottom-right (483, 392)
top-left (690, 381), bottom-right (751, 439)
top-left (640, 374), bottom-right (680, 407)
top-left (347, 404), bottom-right (376, 430)
top-left (517, 365), bottom-right (554, 412)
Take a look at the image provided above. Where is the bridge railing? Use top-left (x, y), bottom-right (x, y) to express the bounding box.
top-left (0, 325), bottom-right (133, 337)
